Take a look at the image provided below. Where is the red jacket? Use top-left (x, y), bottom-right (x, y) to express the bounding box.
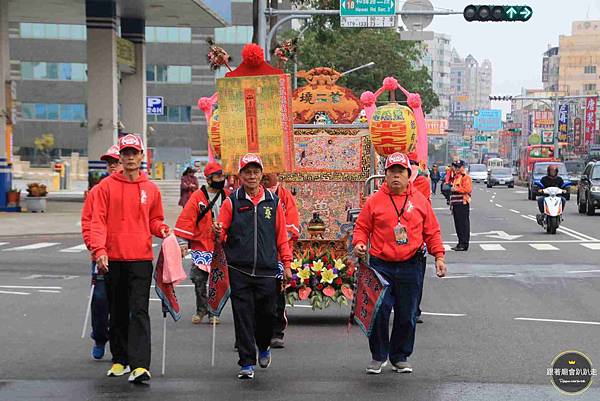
top-left (352, 182), bottom-right (445, 262)
top-left (81, 185), bottom-right (98, 259)
top-left (90, 172), bottom-right (168, 261)
top-left (174, 186), bottom-right (229, 252)
top-left (218, 187), bottom-right (293, 269)
top-left (413, 175), bottom-right (431, 201)
top-left (273, 184), bottom-right (300, 242)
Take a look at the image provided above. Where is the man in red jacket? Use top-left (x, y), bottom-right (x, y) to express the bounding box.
top-left (91, 134), bottom-right (170, 384)
top-left (174, 161), bottom-right (228, 325)
top-left (81, 145), bottom-right (121, 360)
top-left (213, 153), bottom-right (292, 380)
top-left (261, 173), bottom-right (300, 348)
top-left (353, 152), bottom-right (446, 375)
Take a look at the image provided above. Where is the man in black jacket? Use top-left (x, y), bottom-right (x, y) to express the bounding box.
top-left (537, 165), bottom-right (566, 216)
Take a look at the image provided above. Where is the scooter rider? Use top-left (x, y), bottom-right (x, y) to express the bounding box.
top-left (536, 165), bottom-right (566, 222)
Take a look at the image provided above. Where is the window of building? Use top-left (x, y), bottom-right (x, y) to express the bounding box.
top-left (214, 26), bottom-right (253, 44)
top-left (21, 62), bottom-right (87, 81)
top-left (147, 105), bottom-right (191, 123)
top-left (584, 65), bottom-right (597, 74)
top-left (20, 23), bottom-right (86, 40)
top-left (146, 65), bottom-right (192, 83)
top-left (22, 103), bottom-right (86, 121)
top-left (145, 26), bottom-right (192, 43)
top-left (583, 84), bottom-right (597, 92)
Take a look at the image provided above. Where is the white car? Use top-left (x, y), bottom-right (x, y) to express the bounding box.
top-left (469, 164), bottom-right (488, 183)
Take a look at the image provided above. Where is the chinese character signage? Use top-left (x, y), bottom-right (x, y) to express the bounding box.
top-left (473, 109), bottom-right (502, 132)
top-left (292, 67), bottom-right (361, 124)
top-left (574, 117), bottom-right (582, 146)
top-left (534, 110), bottom-right (554, 127)
top-left (217, 74), bottom-right (294, 174)
top-left (585, 97), bottom-right (597, 146)
top-left (353, 261), bottom-right (390, 337)
top-left (426, 119), bottom-right (449, 136)
top-left (558, 104), bottom-right (569, 143)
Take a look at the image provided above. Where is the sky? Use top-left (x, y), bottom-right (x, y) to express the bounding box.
top-left (423, 0), bottom-right (600, 114)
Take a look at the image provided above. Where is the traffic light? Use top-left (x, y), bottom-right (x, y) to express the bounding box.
top-left (489, 96), bottom-right (514, 101)
top-left (464, 5), bottom-right (532, 22)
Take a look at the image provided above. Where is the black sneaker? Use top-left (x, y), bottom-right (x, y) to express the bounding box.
top-left (270, 338), bottom-right (285, 349)
top-left (416, 315), bottom-right (424, 324)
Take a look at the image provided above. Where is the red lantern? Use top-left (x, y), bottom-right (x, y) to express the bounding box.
top-left (369, 103), bottom-right (417, 156)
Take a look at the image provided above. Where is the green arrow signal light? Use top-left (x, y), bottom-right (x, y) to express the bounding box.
top-left (464, 5), bottom-right (533, 22)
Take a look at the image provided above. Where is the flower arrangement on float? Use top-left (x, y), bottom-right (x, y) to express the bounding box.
top-left (286, 243), bottom-right (356, 310)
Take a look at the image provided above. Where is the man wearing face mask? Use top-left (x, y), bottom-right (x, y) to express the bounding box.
top-left (174, 161), bottom-right (229, 325)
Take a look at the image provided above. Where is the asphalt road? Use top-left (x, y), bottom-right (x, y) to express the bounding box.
top-left (1, 182), bottom-right (600, 400)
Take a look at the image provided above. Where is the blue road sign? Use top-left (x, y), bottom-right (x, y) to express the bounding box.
top-left (474, 109), bottom-right (502, 132)
top-left (146, 96), bottom-right (164, 115)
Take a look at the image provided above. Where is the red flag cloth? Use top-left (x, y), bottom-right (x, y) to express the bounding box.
top-left (353, 261), bottom-right (390, 337)
top-left (208, 241), bottom-right (231, 317)
top-left (154, 248), bottom-right (182, 321)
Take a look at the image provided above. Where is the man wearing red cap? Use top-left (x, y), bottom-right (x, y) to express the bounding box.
top-left (81, 145), bottom-right (121, 360)
top-left (90, 134), bottom-right (170, 383)
top-left (353, 152), bottom-right (446, 375)
top-left (261, 172), bottom-right (300, 349)
top-left (174, 161), bottom-right (228, 324)
top-left (213, 153), bottom-right (292, 380)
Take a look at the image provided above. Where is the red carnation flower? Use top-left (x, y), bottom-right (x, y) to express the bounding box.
top-left (323, 255), bottom-right (329, 263)
top-left (317, 284), bottom-right (324, 290)
top-left (304, 278), bottom-right (310, 284)
top-left (316, 270), bottom-right (322, 277)
top-left (327, 264), bottom-right (333, 269)
top-left (335, 278), bottom-right (343, 285)
top-left (290, 281), bottom-right (297, 288)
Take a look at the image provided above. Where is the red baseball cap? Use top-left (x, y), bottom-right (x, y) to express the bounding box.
top-left (385, 152), bottom-right (412, 174)
top-left (119, 134), bottom-right (144, 152)
top-left (238, 153), bottom-right (264, 173)
top-left (204, 161), bottom-right (223, 177)
top-left (100, 145), bottom-right (120, 161)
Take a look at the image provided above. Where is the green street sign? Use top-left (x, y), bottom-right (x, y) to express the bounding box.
top-left (340, 0), bottom-right (396, 16)
top-left (503, 5), bottom-right (532, 21)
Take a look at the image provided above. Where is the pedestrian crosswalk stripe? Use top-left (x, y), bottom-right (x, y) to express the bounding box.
top-left (59, 244), bottom-right (88, 253)
top-left (581, 243), bottom-right (600, 250)
top-left (0, 242), bottom-right (8, 247)
top-left (529, 244), bottom-right (559, 251)
top-left (3, 242), bottom-right (60, 251)
top-left (479, 244), bottom-right (506, 251)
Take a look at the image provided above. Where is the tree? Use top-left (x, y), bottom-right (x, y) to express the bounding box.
top-left (34, 133), bottom-right (55, 165)
top-left (280, 0), bottom-right (439, 113)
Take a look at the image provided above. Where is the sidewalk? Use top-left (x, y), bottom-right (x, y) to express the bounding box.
top-left (0, 200), bottom-right (181, 237)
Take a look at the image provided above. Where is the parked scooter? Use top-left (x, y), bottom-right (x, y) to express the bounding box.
top-left (536, 187), bottom-right (567, 234)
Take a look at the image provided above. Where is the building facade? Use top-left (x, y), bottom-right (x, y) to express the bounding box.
top-left (9, 0), bottom-right (255, 166)
top-left (420, 33), bottom-right (452, 119)
top-left (542, 46), bottom-right (560, 92)
top-left (449, 50), bottom-right (492, 114)
top-left (558, 20), bottom-right (600, 96)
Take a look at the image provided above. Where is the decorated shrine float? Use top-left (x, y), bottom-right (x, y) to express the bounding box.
top-left (197, 43), bottom-right (428, 311)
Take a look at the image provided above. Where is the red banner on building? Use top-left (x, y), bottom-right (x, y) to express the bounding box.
top-left (574, 117), bottom-right (582, 147)
top-left (352, 262), bottom-right (390, 337)
top-left (585, 97), bottom-right (597, 146)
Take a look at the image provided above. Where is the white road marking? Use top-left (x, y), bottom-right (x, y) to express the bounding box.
top-left (3, 242), bottom-right (60, 251)
top-left (0, 290), bottom-right (29, 295)
top-left (0, 242), bottom-right (9, 247)
top-left (489, 199), bottom-right (493, 203)
top-left (59, 244), bottom-right (88, 253)
top-left (38, 290), bottom-right (62, 293)
top-left (495, 204), bottom-right (503, 208)
top-left (287, 304), bottom-right (312, 308)
top-left (520, 215), bottom-right (587, 241)
top-left (558, 226), bottom-right (599, 242)
top-left (0, 285), bottom-right (62, 290)
top-left (150, 298), bottom-right (162, 302)
top-left (421, 312), bottom-right (467, 317)
top-left (581, 243), bottom-right (600, 250)
top-left (567, 270), bottom-right (600, 274)
top-left (21, 274), bottom-right (78, 280)
top-left (510, 209), bottom-right (520, 214)
top-left (529, 244), bottom-right (559, 251)
top-left (515, 317), bottom-right (600, 326)
top-left (514, 190), bottom-right (527, 194)
top-left (479, 244), bottom-right (506, 251)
